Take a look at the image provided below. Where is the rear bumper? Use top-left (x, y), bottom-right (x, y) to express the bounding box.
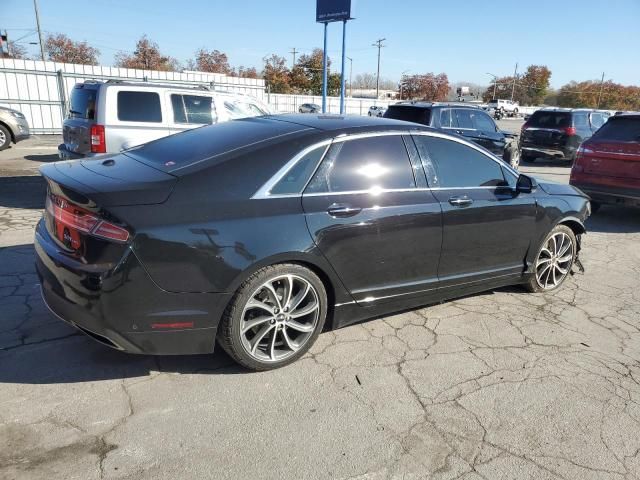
top-left (521, 145), bottom-right (576, 160)
top-left (571, 182), bottom-right (640, 207)
top-left (58, 144), bottom-right (104, 160)
top-left (35, 219), bottom-right (232, 355)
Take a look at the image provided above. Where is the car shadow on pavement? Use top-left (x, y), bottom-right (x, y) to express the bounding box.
top-left (586, 205), bottom-right (640, 234)
top-left (23, 154), bottom-right (60, 163)
top-left (0, 175), bottom-right (46, 209)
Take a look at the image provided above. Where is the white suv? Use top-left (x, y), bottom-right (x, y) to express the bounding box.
top-left (58, 81), bottom-right (272, 158)
top-left (487, 99), bottom-right (519, 115)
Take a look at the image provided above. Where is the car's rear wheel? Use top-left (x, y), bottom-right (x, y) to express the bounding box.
top-left (525, 225), bottom-right (577, 293)
top-left (218, 264), bottom-right (327, 370)
top-left (0, 125), bottom-right (10, 151)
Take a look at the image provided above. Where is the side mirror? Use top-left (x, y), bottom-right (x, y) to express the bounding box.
top-left (516, 174), bottom-right (537, 193)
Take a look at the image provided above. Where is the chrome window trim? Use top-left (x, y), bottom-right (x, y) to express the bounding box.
top-left (252, 129), bottom-right (519, 199)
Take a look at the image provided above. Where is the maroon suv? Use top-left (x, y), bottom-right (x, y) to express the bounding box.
top-left (570, 113), bottom-right (640, 210)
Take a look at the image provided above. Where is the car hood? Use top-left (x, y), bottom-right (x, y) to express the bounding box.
top-left (537, 180), bottom-right (588, 198)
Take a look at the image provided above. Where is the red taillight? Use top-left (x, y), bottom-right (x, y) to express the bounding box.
top-left (46, 194), bottom-right (129, 247)
top-left (563, 126), bottom-right (577, 136)
top-left (90, 124), bottom-right (106, 153)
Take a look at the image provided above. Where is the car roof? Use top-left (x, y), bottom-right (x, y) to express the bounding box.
top-left (389, 101), bottom-right (483, 110)
top-left (535, 107), bottom-right (608, 114)
top-left (264, 113), bottom-right (427, 132)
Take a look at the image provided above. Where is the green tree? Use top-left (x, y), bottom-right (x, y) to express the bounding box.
top-left (114, 35), bottom-right (179, 71)
top-left (482, 65), bottom-right (551, 105)
top-left (296, 48), bottom-right (328, 95)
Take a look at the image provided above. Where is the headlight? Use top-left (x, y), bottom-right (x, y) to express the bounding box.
top-left (10, 111), bottom-right (25, 119)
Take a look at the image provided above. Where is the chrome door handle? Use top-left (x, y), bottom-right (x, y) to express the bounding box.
top-left (448, 196), bottom-right (473, 207)
top-left (327, 203), bottom-right (362, 218)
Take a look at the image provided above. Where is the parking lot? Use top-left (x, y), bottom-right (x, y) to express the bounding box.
top-left (2, 128), bottom-right (640, 480)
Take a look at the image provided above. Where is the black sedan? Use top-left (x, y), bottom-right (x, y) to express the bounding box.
top-left (35, 114), bottom-right (590, 370)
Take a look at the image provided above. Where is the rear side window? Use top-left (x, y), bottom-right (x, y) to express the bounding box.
top-left (573, 113), bottom-right (589, 128)
top-left (414, 136), bottom-right (505, 188)
top-left (592, 118), bottom-right (640, 141)
top-left (171, 94), bottom-right (214, 124)
top-left (306, 135), bottom-right (416, 193)
top-left (271, 146), bottom-right (327, 195)
top-left (384, 106), bottom-right (431, 125)
top-left (69, 87), bottom-right (97, 120)
top-left (528, 111), bottom-right (571, 128)
top-left (117, 91), bottom-right (162, 123)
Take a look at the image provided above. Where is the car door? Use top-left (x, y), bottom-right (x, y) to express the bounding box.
top-left (167, 92), bottom-right (216, 135)
top-left (302, 133), bottom-right (443, 305)
top-left (412, 133), bottom-right (537, 287)
top-left (447, 109), bottom-right (502, 155)
top-left (470, 110), bottom-right (506, 155)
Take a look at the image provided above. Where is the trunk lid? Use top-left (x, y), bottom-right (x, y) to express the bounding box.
top-left (40, 154), bottom-right (177, 207)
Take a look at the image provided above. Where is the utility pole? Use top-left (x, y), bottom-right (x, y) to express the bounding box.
top-left (33, 0), bottom-right (45, 61)
top-left (597, 72), bottom-right (605, 108)
top-left (510, 62), bottom-right (518, 102)
top-left (346, 56), bottom-right (353, 97)
top-left (372, 38), bottom-right (386, 100)
top-left (290, 47), bottom-right (298, 68)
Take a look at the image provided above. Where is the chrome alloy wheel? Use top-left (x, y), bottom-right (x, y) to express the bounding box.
top-left (240, 275), bottom-right (320, 362)
top-left (0, 129), bottom-right (6, 148)
top-left (535, 231), bottom-right (575, 289)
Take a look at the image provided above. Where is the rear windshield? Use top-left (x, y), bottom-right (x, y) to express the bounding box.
top-left (528, 111), bottom-right (572, 128)
top-left (69, 87), bottom-right (97, 120)
top-left (592, 117), bottom-right (640, 142)
top-left (124, 117), bottom-right (309, 172)
top-left (384, 106), bottom-right (431, 125)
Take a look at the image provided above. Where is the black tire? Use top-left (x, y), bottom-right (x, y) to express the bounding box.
top-left (503, 142), bottom-right (520, 169)
top-left (524, 224), bottom-right (577, 293)
top-left (0, 124), bottom-right (11, 151)
top-left (217, 263), bottom-right (328, 371)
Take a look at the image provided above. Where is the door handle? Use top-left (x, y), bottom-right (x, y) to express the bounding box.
top-left (448, 196), bottom-right (473, 207)
top-left (327, 203), bottom-right (362, 218)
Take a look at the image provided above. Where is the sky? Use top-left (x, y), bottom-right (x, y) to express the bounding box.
top-left (2, 0), bottom-right (639, 88)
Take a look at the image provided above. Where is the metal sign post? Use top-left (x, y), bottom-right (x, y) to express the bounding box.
top-left (316, 0), bottom-right (352, 115)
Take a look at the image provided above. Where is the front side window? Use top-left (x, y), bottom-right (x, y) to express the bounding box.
top-left (473, 112), bottom-right (497, 132)
top-left (306, 135), bottom-right (416, 193)
top-left (171, 94), bottom-right (213, 124)
top-left (117, 91), bottom-right (162, 123)
top-left (413, 136), bottom-right (505, 188)
top-left (454, 109), bottom-right (474, 129)
top-left (440, 109), bottom-right (453, 128)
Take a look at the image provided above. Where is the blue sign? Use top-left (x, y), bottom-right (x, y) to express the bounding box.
top-left (316, 0), bottom-right (352, 23)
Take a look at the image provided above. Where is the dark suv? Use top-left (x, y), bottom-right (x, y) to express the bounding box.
top-left (519, 108), bottom-right (609, 163)
top-left (383, 102), bottom-right (520, 168)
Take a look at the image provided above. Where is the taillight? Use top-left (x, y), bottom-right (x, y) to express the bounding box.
top-left (563, 126), bottom-right (577, 136)
top-left (46, 193), bottom-right (129, 248)
top-left (571, 146), bottom-right (587, 173)
top-left (90, 124), bottom-right (106, 153)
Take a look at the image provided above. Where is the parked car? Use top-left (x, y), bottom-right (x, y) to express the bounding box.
top-left (299, 103), bottom-right (320, 113)
top-left (0, 105), bottom-right (30, 151)
top-left (383, 102), bottom-right (521, 168)
top-left (570, 113), bottom-right (640, 211)
top-left (36, 114), bottom-right (589, 370)
top-left (368, 105), bottom-right (387, 117)
top-left (487, 99), bottom-right (520, 116)
top-left (519, 108), bottom-right (610, 163)
top-left (58, 81), bottom-right (272, 159)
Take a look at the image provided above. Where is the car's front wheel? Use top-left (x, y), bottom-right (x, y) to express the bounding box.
top-left (503, 142), bottom-right (520, 169)
top-left (218, 264), bottom-right (327, 370)
top-left (525, 224), bottom-right (577, 293)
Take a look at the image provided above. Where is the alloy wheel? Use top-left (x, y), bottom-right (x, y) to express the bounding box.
top-left (240, 274), bottom-right (320, 362)
top-left (0, 129), bottom-right (6, 147)
top-left (535, 232), bottom-right (574, 289)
